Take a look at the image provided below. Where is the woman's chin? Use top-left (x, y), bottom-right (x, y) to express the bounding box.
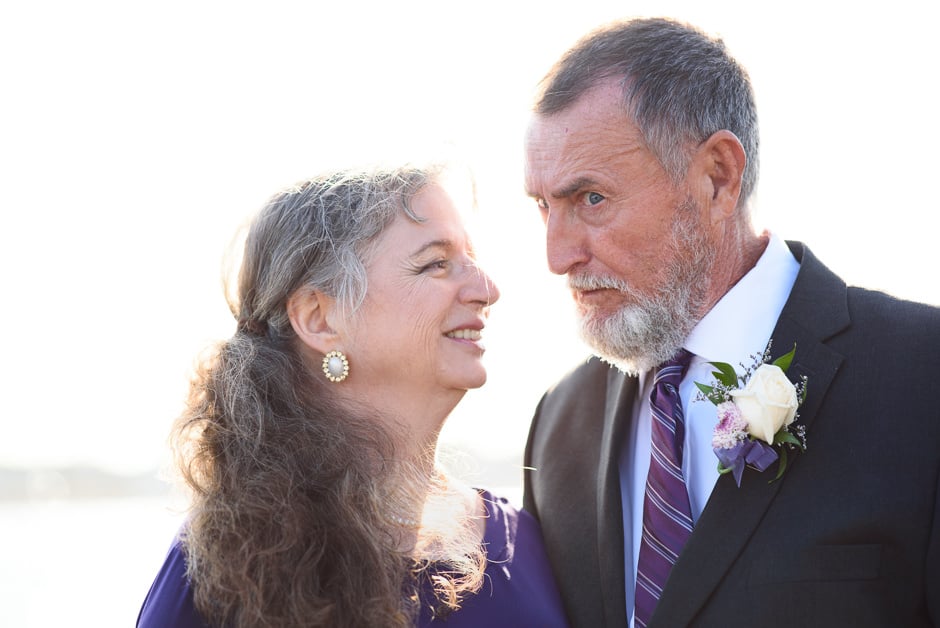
top-left (454, 370), bottom-right (488, 392)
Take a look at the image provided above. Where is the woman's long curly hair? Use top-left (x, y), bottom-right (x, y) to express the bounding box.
top-left (172, 165), bottom-right (483, 627)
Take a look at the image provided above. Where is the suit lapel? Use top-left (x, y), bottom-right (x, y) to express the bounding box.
top-left (650, 242), bottom-right (849, 626)
top-left (596, 367), bottom-right (638, 626)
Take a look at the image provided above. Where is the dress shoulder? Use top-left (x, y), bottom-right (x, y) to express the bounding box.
top-left (419, 490), bottom-right (570, 627)
top-left (137, 537), bottom-right (208, 628)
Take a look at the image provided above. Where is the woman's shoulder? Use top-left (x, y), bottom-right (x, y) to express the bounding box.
top-left (477, 489), bottom-right (549, 567)
top-left (137, 535), bottom-right (210, 628)
top-left (423, 489), bottom-right (568, 627)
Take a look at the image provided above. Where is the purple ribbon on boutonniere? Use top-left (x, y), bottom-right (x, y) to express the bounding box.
top-left (713, 439), bottom-right (779, 487)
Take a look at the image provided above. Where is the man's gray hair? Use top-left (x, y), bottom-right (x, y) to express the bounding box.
top-left (535, 18), bottom-right (759, 207)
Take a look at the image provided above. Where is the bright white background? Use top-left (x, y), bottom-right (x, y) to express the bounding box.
top-left (1, 1), bottom-right (938, 625)
top-left (3, 0), bottom-right (938, 478)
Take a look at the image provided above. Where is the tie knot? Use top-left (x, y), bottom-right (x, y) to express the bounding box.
top-left (665, 348), bottom-right (693, 370)
top-left (654, 349), bottom-right (693, 386)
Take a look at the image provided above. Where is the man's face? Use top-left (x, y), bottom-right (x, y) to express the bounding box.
top-left (524, 78), bottom-right (714, 372)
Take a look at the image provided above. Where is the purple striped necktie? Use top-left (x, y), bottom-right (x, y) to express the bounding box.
top-left (634, 349), bottom-right (694, 627)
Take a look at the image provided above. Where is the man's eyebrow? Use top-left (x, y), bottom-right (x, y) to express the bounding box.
top-left (527, 176), bottom-right (600, 200)
top-left (551, 176), bottom-right (599, 200)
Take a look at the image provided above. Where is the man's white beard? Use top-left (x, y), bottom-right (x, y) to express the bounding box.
top-left (574, 202), bottom-right (715, 375)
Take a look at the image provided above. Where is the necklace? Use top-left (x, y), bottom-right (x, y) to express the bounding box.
top-left (384, 512), bottom-right (420, 529)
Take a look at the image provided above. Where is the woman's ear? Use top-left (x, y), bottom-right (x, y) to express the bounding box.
top-left (286, 289), bottom-right (341, 354)
top-left (692, 129), bottom-right (747, 224)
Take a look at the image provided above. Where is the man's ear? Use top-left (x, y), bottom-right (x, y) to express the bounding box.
top-left (286, 288), bottom-right (342, 354)
top-left (693, 129), bottom-right (747, 224)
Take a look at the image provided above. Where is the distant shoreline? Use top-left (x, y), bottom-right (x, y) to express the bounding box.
top-left (0, 465), bottom-right (170, 502)
top-left (0, 447), bottom-right (525, 503)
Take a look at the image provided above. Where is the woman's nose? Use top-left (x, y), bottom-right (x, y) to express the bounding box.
top-left (463, 262), bottom-right (500, 307)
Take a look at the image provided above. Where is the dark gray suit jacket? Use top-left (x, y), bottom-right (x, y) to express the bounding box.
top-left (524, 242), bottom-right (940, 627)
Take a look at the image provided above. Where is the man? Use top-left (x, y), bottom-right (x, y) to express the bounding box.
top-left (522, 17), bottom-right (939, 628)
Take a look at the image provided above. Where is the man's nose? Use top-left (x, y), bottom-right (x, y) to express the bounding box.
top-left (545, 210), bottom-right (589, 275)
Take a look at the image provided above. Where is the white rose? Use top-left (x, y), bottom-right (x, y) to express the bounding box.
top-left (729, 364), bottom-right (798, 444)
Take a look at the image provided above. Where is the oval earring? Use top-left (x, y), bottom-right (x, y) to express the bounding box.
top-left (322, 350), bottom-right (349, 383)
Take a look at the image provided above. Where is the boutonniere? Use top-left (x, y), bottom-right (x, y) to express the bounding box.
top-left (695, 344), bottom-right (807, 486)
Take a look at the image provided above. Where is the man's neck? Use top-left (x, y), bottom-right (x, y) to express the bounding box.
top-left (699, 226), bottom-right (769, 320)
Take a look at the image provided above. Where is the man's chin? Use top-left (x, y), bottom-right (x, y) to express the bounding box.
top-left (577, 310), bottom-right (682, 376)
top-left (578, 322), bottom-right (649, 376)
top-left (596, 354), bottom-right (646, 377)
top-left (576, 301), bottom-right (629, 321)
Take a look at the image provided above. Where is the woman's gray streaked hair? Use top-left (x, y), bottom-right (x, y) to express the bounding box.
top-left (173, 163), bottom-right (485, 627)
top-left (232, 164), bottom-right (442, 338)
top-left (534, 18), bottom-right (760, 208)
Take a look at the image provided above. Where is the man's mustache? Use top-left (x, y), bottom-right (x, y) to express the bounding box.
top-left (568, 274), bottom-right (630, 293)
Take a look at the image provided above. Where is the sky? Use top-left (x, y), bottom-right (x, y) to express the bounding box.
top-left (1, 0), bottom-right (937, 487)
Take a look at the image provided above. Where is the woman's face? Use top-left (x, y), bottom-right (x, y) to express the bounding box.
top-left (338, 183), bottom-right (499, 416)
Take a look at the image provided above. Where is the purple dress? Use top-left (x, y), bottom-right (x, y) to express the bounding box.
top-left (137, 490), bottom-right (569, 627)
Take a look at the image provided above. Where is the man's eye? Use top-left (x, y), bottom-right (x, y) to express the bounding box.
top-left (536, 198), bottom-right (549, 211)
top-left (585, 192), bottom-right (604, 206)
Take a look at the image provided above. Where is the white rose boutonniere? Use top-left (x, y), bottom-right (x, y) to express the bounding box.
top-left (730, 364), bottom-right (799, 444)
top-left (695, 344), bottom-right (807, 487)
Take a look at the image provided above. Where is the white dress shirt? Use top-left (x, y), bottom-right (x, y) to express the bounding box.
top-left (619, 233), bottom-right (800, 625)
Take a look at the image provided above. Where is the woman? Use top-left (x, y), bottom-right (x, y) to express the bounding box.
top-left (137, 164), bottom-right (569, 627)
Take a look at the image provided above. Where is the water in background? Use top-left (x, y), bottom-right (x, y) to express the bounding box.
top-left (1, 496), bottom-right (185, 628)
top-left (1, 483), bottom-right (522, 628)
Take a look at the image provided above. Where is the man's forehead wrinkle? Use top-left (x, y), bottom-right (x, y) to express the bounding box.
top-left (545, 139), bottom-right (643, 200)
top-left (525, 106), bottom-right (642, 200)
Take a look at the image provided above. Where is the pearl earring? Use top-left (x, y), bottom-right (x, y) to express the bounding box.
top-left (322, 350), bottom-right (349, 382)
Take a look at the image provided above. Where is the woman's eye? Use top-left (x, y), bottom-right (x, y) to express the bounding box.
top-left (585, 192), bottom-right (605, 206)
top-left (422, 259), bottom-right (449, 273)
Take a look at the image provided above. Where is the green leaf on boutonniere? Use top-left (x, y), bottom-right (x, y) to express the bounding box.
top-left (771, 344), bottom-right (797, 373)
top-left (769, 426), bottom-right (805, 483)
top-left (773, 429), bottom-right (802, 448)
top-left (773, 447), bottom-right (789, 482)
top-left (695, 382), bottom-right (723, 406)
top-left (707, 361), bottom-right (740, 388)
